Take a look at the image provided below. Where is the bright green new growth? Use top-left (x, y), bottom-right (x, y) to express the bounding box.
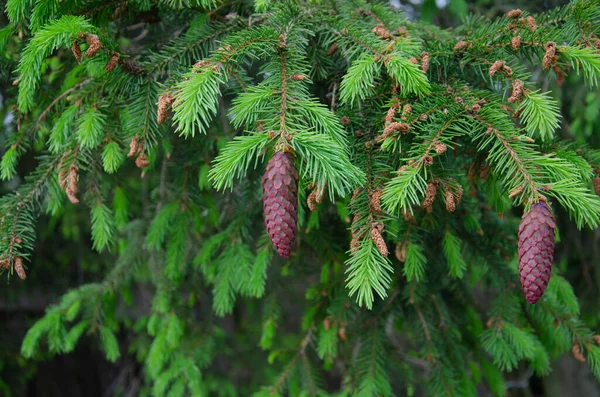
top-left (2, 0), bottom-right (600, 395)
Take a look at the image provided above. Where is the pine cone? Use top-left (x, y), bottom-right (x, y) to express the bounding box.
top-left (518, 202), bottom-right (556, 304)
top-left (593, 177), bottom-right (600, 196)
top-left (262, 151), bottom-right (298, 258)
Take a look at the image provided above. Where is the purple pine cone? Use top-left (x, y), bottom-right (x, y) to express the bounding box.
top-left (262, 151), bottom-right (298, 258)
top-left (518, 202), bottom-right (556, 304)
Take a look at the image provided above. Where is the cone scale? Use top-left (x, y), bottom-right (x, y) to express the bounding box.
top-left (517, 202), bottom-right (556, 304)
top-left (262, 151), bottom-right (298, 258)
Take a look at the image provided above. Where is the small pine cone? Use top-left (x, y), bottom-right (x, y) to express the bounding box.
top-left (445, 191), bottom-right (456, 212)
top-left (572, 343), bottom-right (586, 362)
top-left (506, 9), bottom-right (522, 18)
top-left (0, 259), bottom-right (9, 269)
top-left (72, 41), bottom-right (82, 62)
top-left (509, 186), bottom-right (524, 199)
top-left (370, 226), bottom-right (388, 257)
top-left (262, 151), bottom-right (298, 258)
top-left (128, 135), bottom-right (140, 158)
top-left (105, 52), bottom-right (120, 72)
top-left (542, 42), bottom-right (557, 69)
top-left (525, 16), bottom-right (537, 32)
top-left (307, 188), bottom-right (318, 212)
top-left (290, 74), bottom-right (306, 81)
top-left (370, 189), bottom-right (382, 212)
top-left (85, 34), bottom-right (101, 58)
top-left (420, 52), bottom-right (430, 73)
top-left (157, 94), bottom-right (174, 124)
top-left (422, 181), bottom-right (437, 207)
top-left (14, 257), bottom-right (26, 280)
top-left (594, 177), bottom-right (600, 196)
top-left (454, 185), bottom-right (464, 205)
top-left (395, 241), bottom-right (407, 262)
top-left (136, 153), bottom-right (150, 168)
top-left (434, 142), bottom-right (447, 154)
top-left (511, 36), bottom-right (522, 50)
top-left (453, 41), bottom-right (468, 51)
top-left (384, 122), bottom-right (410, 136)
top-left (328, 42), bottom-right (338, 56)
top-left (66, 165), bottom-right (79, 204)
top-left (508, 80), bottom-right (524, 103)
top-left (385, 105), bottom-right (398, 124)
top-left (489, 60), bottom-right (505, 77)
top-left (371, 23), bottom-right (391, 39)
top-left (119, 58), bottom-right (144, 75)
top-left (518, 202), bottom-right (556, 304)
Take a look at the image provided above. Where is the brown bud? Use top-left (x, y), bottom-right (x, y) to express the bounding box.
top-left (395, 240), bottom-right (408, 262)
top-left (119, 58), bottom-right (144, 75)
top-left (489, 60), bottom-right (505, 77)
top-left (14, 237), bottom-right (22, 244)
top-left (434, 142), bottom-right (447, 155)
top-left (136, 153), bottom-right (150, 168)
top-left (338, 326), bottom-right (347, 341)
top-left (594, 177), bottom-right (600, 196)
top-left (593, 335), bottom-right (600, 346)
top-left (307, 187), bottom-right (322, 212)
top-left (408, 57), bottom-right (418, 65)
top-left (341, 116), bottom-right (350, 126)
top-left (66, 165), bottom-right (79, 204)
top-left (572, 343), bottom-right (586, 362)
top-left (323, 317), bottom-right (332, 331)
top-left (525, 16), bottom-right (537, 32)
top-left (506, 9), bottom-right (522, 18)
top-left (509, 186), bottom-right (524, 198)
top-left (508, 80), bottom-right (524, 103)
top-left (128, 135), bottom-right (140, 158)
top-left (385, 105), bottom-right (398, 124)
top-left (370, 189), bottom-right (382, 213)
top-left (327, 42), bottom-right (338, 56)
top-left (511, 36), bottom-right (522, 50)
top-left (85, 34), bottom-right (101, 58)
top-left (371, 23), bottom-right (391, 39)
top-left (543, 42), bottom-right (556, 69)
top-left (105, 52), bottom-right (120, 72)
top-left (72, 41), bottom-right (82, 62)
top-left (422, 154), bottom-right (433, 166)
top-left (422, 181), bottom-right (437, 207)
top-left (402, 208), bottom-right (414, 222)
top-left (157, 93), bottom-right (174, 124)
top-left (371, 225), bottom-right (388, 257)
top-left (553, 65), bottom-right (565, 86)
top-left (420, 52), bottom-right (430, 73)
top-left (453, 41), bottom-right (468, 51)
top-left (14, 257), bottom-right (26, 280)
top-left (445, 190), bottom-right (456, 212)
top-left (291, 74), bottom-right (306, 81)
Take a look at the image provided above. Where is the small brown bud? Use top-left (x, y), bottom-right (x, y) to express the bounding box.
top-left (434, 142), bottom-right (447, 154)
top-left (341, 116), bottom-right (351, 126)
top-left (453, 41), bottom-right (468, 51)
top-left (511, 36), bottom-right (522, 50)
top-left (508, 80), bottom-right (524, 103)
top-left (291, 74), bottom-right (306, 81)
top-left (136, 153), bottom-right (150, 168)
top-left (327, 42), bottom-right (338, 56)
top-left (370, 189), bottom-right (382, 212)
top-left (72, 41), bottom-right (82, 62)
top-left (157, 93), bottom-right (174, 124)
top-left (444, 191), bottom-right (455, 212)
top-left (422, 181), bottom-right (437, 207)
top-left (323, 317), bottom-right (332, 331)
top-left (420, 114), bottom-right (428, 120)
top-left (14, 237), bottom-right (22, 244)
top-left (408, 57), bottom-right (418, 65)
top-left (489, 60), bottom-right (505, 77)
top-left (371, 23), bottom-right (391, 39)
top-left (594, 177), bottom-right (600, 196)
top-left (371, 225), bottom-right (388, 257)
top-left (454, 185), bottom-right (464, 205)
top-left (85, 34), bottom-right (101, 58)
top-left (509, 186), bottom-right (524, 198)
top-left (593, 335), bottom-right (600, 346)
top-left (525, 16), bottom-right (537, 32)
top-left (395, 241), bottom-right (408, 262)
top-left (543, 42), bottom-right (557, 70)
top-left (14, 257), bottom-right (26, 280)
top-left (472, 103), bottom-right (481, 113)
top-left (385, 105), bottom-right (398, 124)
top-left (420, 52), bottom-right (430, 73)
top-left (572, 343), bottom-right (586, 362)
top-left (105, 52), bottom-right (120, 72)
top-left (128, 135), bottom-right (140, 158)
top-left (553, 65), bottom-right (565, 86)
top-left (338, 326), bottom-right (347, 341)
top-left (65, 165), bottom-right (79, 204)
top-left (119, 58), bottom-right (144, 75)
top-left (506, 9), bottom-right (522, 18)
top-left (422, 154), bottom-right (433, 166)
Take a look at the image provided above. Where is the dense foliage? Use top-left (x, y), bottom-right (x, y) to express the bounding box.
top-left (1, 0), bottom-right (600, 395)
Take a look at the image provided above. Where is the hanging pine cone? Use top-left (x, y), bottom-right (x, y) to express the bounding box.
top-left (518, 202), bottom-right (556, 304)
top-left (262, 151), bottom-right (298, 258)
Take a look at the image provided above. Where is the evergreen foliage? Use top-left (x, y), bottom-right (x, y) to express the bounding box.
top-left (1, 0), bottom-right (600, 395)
